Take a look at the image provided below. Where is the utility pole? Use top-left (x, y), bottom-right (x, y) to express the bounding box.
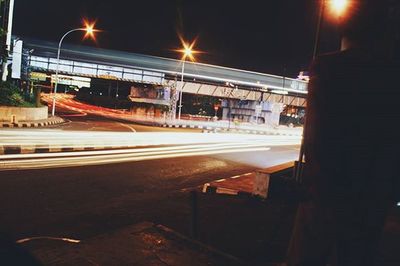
top-left (1, 0), bottom-right (14, 81)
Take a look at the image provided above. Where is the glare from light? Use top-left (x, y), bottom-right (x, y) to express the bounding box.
top-left (82, 19), bottom-right (98, 40)
top-left (328, 0), bottom-right (350, 17)
top-left (179, 41), bottom-right (195, 61)
top-left (184, 47), bottom-right (192, 58)
top-left (175, 34), bottom-right (202, 61)
top-left (86, 25), bottom-right (94, 35)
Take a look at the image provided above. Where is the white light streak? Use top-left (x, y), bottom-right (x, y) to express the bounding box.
top-left (16, 236), bottom-right (80, 244)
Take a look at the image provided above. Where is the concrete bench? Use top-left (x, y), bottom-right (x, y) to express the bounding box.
top-left (253, 161), bottom-right (295, 199)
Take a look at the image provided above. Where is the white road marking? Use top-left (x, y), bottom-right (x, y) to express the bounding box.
top-left (16, 237), bottom-right (80, 244)
top-left (118, 122), bottom-right (136, 132)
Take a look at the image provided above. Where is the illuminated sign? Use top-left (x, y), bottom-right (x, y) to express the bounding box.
top-left (30, 72), bottom-right (48, 81)
top-left (51, 74), bottom-right (91, 88)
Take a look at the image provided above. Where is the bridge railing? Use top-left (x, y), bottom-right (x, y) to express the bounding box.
top-left (29, 55), bottom-right (165, 84)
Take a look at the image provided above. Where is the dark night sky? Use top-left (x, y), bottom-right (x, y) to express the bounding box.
top-left (13, 0), bottom-right (342, 77)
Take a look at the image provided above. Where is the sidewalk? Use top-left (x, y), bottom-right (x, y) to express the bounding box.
top-left (0, 116), bottom-right (65, 128)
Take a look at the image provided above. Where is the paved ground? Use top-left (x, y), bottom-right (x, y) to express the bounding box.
top-left (26, 222), bottom-right (244, 266)
top-left (2, 153), bottom-right (399, 265)
top-left (0, 145), bottom-right (299, 264)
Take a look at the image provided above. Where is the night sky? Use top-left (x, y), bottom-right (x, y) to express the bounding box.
top-left (13, 0), bottom-right (342, 77)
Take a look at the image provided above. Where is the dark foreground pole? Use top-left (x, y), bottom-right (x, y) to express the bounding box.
top-left (190, 190), bottom-right (198, 239)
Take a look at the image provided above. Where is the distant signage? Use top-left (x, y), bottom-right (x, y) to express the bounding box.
top-left (11, 40), bottom-right (23, 79)
top-left (30, 72), bottom-right (48, 81)
top-left (98, 74), bottom-right (119, 80)
top-left (129, 85), bottom-right (171, 106)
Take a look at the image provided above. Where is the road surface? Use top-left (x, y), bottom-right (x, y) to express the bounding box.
top-left (0, 98), bottom-right (305, 263)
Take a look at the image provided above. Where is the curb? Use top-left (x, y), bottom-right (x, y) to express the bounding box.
top-left (202, 172), bottom-right (255, 197)
top-left (0, 144), bottom-right (131, 155)
top-left (202, 162), bottom-right (295, 199)
top-left (208, 128), bottom-right (302, 137)
top-left (161, 123), bottom-right (302, 136)
top-left (0, 117), bottom-right (65, 128)
top-left (202, 183), bottom-right (253, 197)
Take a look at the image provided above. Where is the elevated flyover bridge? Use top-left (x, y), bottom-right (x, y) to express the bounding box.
top-left (18, 38), bottom-right (307, 108)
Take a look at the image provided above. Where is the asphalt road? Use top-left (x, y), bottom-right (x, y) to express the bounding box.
top-left (53, 113), bottom-right (201, 132)
top-left (0, 148), bottom-right (299, 264)
top-left (0, 154), bottom-right (256, 238)
top-left (54, 112), bottom-right (200, 133)
top-left (0, 109), bottom-right (305, 264)
top-left (2, 115), bottom-right (399, 265)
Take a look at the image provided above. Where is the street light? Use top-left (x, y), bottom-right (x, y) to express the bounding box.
top-left (175, 37), bottom-right (199, 120)
top-left (312, 0), bottom-right (350, 59)
top-left (51, 20), bottom-right (98, 116)
top-left (296, 0), bottom-right (350, 181)
top-left (329, 0), bottom-right (350, 17)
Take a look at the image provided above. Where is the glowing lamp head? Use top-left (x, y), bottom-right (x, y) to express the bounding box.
top-left (328, 0), bottom-right (350, 16)
top-left (184, 47), bottom-right (193, 58)
top-left (82, 19), bottom-right (98, 40)
top-left (175, 34), bottom-right (202, 61)
top-left (86, 25), bottom-right (94, 35)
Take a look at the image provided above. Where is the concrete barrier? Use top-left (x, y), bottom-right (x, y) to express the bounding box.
top-left (0, 106), bottom-right (48, 122)
top-left (253, 161), bottom-right (295, 199)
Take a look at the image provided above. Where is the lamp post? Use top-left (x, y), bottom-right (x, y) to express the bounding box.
top-left (296, 0), bottom-right (350, 181)
top-left (176, 42), bottom-right (196, 120)
top-left (1, 0), bottom-right (15, 81)
top-left (312, 0), bottom-right (326, 60)
top-left (51, 22), bottom-right (97, 116)
top-left (313, 0), bottom-right (350, 58)
top-left (177, 55), bottom-right (187, 120)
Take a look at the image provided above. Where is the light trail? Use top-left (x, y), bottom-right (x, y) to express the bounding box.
top-left (1, 144), bottom-right (271, 170)
top-left (1, 114), bottom-right (300, 170)
top-left (0, 130), bottom-right (301, 150)
top-left (1, 142), bottom-right (269, 160)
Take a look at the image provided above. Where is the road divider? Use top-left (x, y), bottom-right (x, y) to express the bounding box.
top-left (0, 117), bottom-right (65, 128)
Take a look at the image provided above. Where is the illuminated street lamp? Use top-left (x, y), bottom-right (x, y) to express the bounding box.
top-left (297, 0), bottom-right (350, 181)
top-left (175, 37), bottom-right (198, 121)
top-left (329, 0), bottom-right (350, 17)
top-left (313, 0), bottom-right (350, 59)
top-left (51, 20), bottom-right (98, 116)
